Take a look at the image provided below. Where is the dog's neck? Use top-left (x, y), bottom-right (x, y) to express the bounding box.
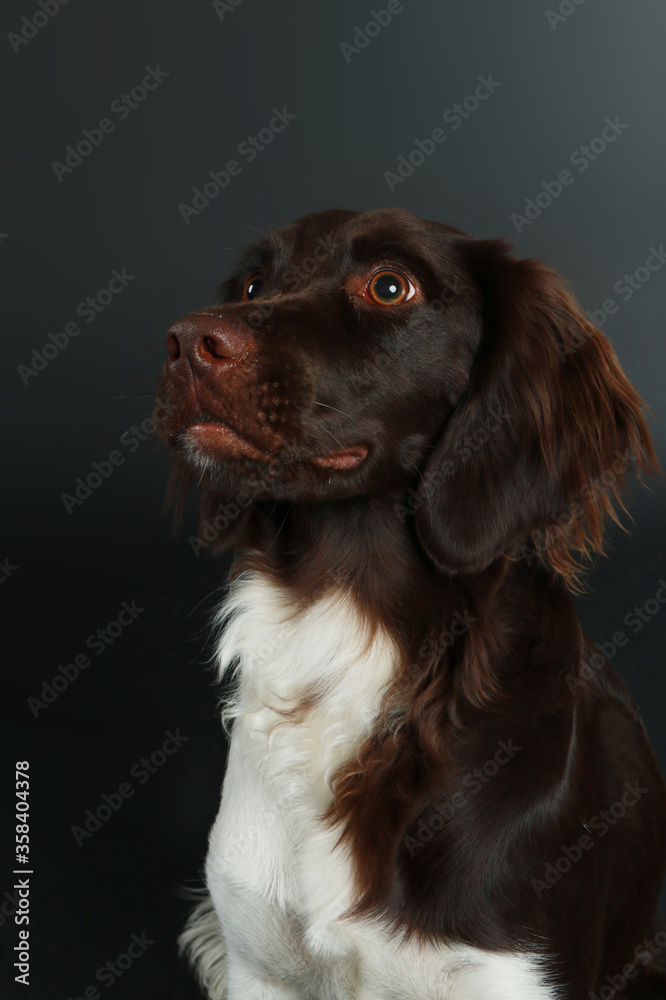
top-left (238, 491), bottom-right (449, 625)
top-left (233, 490), bottom-right (581, 691)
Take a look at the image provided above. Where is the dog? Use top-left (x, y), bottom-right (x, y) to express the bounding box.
top-left (157, 208), bottom-right (666, 999)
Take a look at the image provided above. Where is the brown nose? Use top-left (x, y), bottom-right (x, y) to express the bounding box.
top-left (165, 312), bottom-right (251, 373)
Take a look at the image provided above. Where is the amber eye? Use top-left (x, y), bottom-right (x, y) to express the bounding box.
top-left (243, 275), bottom-right (264, 300)
top-left (365, 270), bottom-right (413, 306)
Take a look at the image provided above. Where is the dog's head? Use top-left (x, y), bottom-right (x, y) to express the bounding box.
top-left (157, 207), bottom-right (655, 587)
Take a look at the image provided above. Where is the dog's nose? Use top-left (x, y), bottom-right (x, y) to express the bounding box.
top-left (166, 312), bottom-right (251, 372)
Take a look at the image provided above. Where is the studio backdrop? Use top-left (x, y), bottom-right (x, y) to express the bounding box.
top-left (2, 1), bottom-right (665, 997)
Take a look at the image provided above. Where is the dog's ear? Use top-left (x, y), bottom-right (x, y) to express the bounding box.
top-left (166, 456), bottom-right (256, 554)
top-left (414, 239), bottom-right (657, 588)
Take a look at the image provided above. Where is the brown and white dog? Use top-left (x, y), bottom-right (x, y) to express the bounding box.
top-left (157, 209), bottom-right (666, 999)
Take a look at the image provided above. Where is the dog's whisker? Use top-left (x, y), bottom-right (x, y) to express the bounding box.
top-left (264, 505), bottom-right (289, 555)
top-left (139, 343), bottom-right (166, 359)
top-left (318, 425), bottom-right (349, 457)
top-left (413, 463), bottom-right (432, 509)
top-left (313, 400), bottom-right (355, 421)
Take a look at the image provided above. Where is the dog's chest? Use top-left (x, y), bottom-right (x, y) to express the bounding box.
top-left (203, 575), bottom-right (556, 999)
top-left (205, 576), bottom-right (397, 974)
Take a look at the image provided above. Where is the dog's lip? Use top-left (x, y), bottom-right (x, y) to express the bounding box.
top-left (185, 421), bottom-right (368, 469)
top-left (186, 421), bottom-right (275, 463)
top-left (311, 446), bottom-right (368, 469)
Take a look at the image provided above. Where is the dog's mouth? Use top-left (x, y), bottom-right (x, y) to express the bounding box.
top-left (185, 421), bottom-right (368, 470)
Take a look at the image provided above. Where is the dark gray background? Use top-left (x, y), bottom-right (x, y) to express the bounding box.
top-left (2, 1), bottom-right (665, 997)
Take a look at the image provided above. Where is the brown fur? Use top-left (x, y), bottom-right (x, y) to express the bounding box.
top-left (158, 208), bottom-right (666, 998)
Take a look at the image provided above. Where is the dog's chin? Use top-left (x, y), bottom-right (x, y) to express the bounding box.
top-left (176, 422), bottom-right (376, 503)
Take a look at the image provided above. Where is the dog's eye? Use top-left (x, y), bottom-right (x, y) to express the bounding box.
top-left (365, 270), bottom-right (414, 306)
top-left (243, 275), bottom-right (264, 300)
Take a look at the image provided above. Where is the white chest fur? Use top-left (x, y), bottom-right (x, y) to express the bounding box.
top-left (200, 573), bottom-right (557, 1000)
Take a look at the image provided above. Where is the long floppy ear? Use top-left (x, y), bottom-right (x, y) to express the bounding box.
top-left (414, 238), bottom-right (657, 588)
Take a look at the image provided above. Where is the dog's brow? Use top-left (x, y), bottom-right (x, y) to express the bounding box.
top-left (348, 234), bottom-right (423, 269)
top-left (237, 234), bottom-right (289, 275)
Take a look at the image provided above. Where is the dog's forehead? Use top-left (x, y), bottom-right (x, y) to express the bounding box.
top-left (243, 208), bottom-right (462, 278)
